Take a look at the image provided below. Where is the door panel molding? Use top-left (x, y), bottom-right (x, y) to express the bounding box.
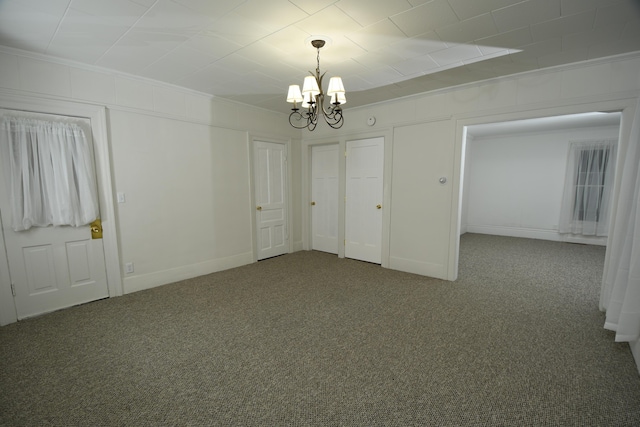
top-left (250, 136), bottom-right (292, 261)
top-left (345, 137), bottom-right (384, 264)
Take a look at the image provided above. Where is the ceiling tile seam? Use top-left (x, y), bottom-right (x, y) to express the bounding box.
top-left (176, 0), bottom-right (248, 21)
top-left (0, 44), bottom-right (222, 104)
top-left (287, 0), bottom-right (336, 16)
top-left (136, 6), bottom-right (300, 83)
top-left (342, 24), bottom-right (385, 54)
top-left (91, 3), bottom-right (160, 66)
top-left (137, 34), bottom-right (212, 81)
top-left (44, 1), bottom-right (73, 55)
top-left (187, 6), bottom-right (345, 77)
top-left (333, 2), bottom-right (376, 28)
top-left (444, 0), bottom-right (463, 22)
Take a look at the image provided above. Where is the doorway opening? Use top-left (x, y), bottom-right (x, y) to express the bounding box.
top-left (458, 111), bottom-right (622, 278)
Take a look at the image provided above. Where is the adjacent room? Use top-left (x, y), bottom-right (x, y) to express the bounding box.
top-left (1, 0), bottom-right (640, 425)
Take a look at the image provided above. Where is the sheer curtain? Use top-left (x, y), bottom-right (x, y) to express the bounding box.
top-left (0, 116), bottom-right (98, 231)
top-left (601, 99), bottom-right (640, 352)
top-left (558, 139), bottom-right (617, 236)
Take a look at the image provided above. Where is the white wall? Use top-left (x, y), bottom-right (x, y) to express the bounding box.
top-left (304, 53), bottom-right (640, 281)
top-left (0, 47), bottom-right (301, 299)
top-left (1, 46), bottom-right (640, 293)
top-left (464, 125), bottom-right (620, 244)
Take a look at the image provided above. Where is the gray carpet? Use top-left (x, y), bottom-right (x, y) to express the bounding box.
top-left (1, 233), bottom-right (639, 426)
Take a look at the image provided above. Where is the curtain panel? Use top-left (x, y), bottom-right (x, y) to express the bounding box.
top-left (601, 99), bottom-right (640, 345)
top-left (558, 139), bottom-right (617, 236)
top-left (0, 116), bottom-right (98, 231)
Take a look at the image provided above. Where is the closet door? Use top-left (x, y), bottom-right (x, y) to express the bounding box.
top-left (254, 140), bottom-right (289, 260)
top-left (311, 144), bottom-right (339, 254)
top-left (345, 137), bottom-right (384, 264)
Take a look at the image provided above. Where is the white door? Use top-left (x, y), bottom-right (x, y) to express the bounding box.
top-left (0, 115), bottom-right (109, 320)
top-left (345, 137), bottom-right (384, 264)
top-left (254, 140), bottom-right (288, 260)
top-left (311, 144), bottom-right (339, 254)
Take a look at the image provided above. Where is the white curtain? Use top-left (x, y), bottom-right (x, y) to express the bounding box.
top-left (0, 116), bottom-right (98, 231)
top-left (600, 99), bottom-right (640, 345)
top-left (558, 139), bottom-right (617, 236)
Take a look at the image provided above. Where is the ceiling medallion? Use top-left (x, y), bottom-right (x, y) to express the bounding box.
top-left (286, 39), bottom-right (346, 131)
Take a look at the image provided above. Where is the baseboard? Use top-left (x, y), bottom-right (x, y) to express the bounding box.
top-left (292, 240), bottom-right (304, 252)
top-left (466, 225), bottom-right (607, 246)
top-left (388, 256), bottom-right (448, 280)
top-left (631, 338), bottom-right (640, 374)
top-left (123, 252), bottom-right (254, 294)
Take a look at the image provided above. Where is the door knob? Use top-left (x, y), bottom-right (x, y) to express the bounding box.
top-left (90, 218), bottom-right (103, 239)
top-left (256, 206), bottom-right (262, 211)
top-left (376, 204), bottom-right (382, 209)
top-left (311, 201), bottom-right (316, 206)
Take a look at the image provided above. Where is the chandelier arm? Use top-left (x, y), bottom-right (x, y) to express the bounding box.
top-left (289, 110), bottom-right (313, 129)
top-left (289, 99), bottom-right (322, 130)
top-left (323, 109), bottom-right (344, 129)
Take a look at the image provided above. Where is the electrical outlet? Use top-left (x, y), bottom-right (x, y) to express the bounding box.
top-left (125, 262), bottom-right (134, 274)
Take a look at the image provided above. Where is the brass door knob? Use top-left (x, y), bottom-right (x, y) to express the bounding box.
top-left (90, 218), bottom-right (103, 239)
top-left (376, 204), bottom-right (382, 209)
top-left (256, 206), bottom-right (262, 211)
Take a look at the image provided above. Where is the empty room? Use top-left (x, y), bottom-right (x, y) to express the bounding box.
top-left (1, 0), bottom-right (640, 425)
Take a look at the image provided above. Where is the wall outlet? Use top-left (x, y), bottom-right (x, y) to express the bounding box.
top-left (125, 262), bottom-right (134, 274)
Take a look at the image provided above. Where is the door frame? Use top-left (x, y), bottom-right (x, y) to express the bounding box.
top-left (451, 97), bottom-right (639, 282)
top-left (249, 135), bottom-right (293, 261)
top-left (0, 92), bottom-right (122, 325)
top-left (301, 129), bottom-right (393, 267)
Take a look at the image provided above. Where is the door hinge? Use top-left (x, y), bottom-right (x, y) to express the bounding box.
top-left (10, 283), bottom-right (16, 296)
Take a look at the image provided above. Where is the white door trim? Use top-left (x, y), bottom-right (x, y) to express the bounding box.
top-left (0, 91), bottom-right (122, 325)
top-left (249, 135), bottom-right (293, 261)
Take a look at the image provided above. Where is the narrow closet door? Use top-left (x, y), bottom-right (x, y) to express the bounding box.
top-left (345, 137), bottom-right (384, 264)
top-left (311, 144), bottom-right (339, 254)
top-left (254, 140), bottom-right (289, 260)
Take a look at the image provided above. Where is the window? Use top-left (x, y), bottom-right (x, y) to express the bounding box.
top-left (559, 139), bottom-right (617, 236)
top-left (573, 147), bottom-right (611, 221)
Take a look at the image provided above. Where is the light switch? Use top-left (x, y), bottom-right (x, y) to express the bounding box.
top-left (117, 192), bottom-right (126, 203)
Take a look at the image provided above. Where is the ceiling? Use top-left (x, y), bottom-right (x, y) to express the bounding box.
top-left (1, 0), bottom-right (640, 115)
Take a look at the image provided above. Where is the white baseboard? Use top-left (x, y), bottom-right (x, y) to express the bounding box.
top-left (631, 338), bottom-right (640, 374)
top-left (292, 240), bottom-right (304, 252)
top-left (123, 252), bottom-right (254, 294)
top-left (465, 225), bottom-right (607, 246)
top-left (388, 256), bottom-right (448, 280)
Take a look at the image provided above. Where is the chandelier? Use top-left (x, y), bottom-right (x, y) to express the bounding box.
top-left (286, 39), bottom-right (346, 131)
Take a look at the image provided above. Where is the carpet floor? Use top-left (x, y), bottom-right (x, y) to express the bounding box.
top-left (1, 233), bottom-right (639, 426)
